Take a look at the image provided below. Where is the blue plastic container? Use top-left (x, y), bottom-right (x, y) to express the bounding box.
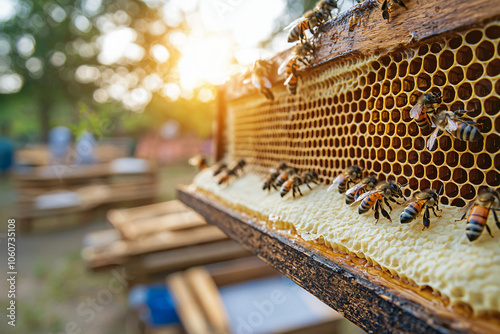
top-left (128, 283), bottom-right (180, 327)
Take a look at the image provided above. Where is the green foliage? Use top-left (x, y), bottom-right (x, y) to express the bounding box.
top-left (0, 0), bottom-right (312, 142)
top-left (69, 103), bottom-right (108, 140)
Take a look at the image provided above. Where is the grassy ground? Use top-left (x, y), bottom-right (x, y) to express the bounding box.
top-left (0, 163), bottom-right (197, 334)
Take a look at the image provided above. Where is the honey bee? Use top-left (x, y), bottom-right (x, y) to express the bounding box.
top-left (345, 176), bottom-right (378, 205)
top-left (275, 167), bottom-right (298, 188)
top-left (285, 8), bottom-right (326, 43)
top-left (280, 175), bottom-right (304, 198)
top-left (316, 0), bottom-right (338, 20)
top-left (213, 162), bottom-right (227, 176)
top-left (457, 189), bottom-right (500, 242)
top-left (410, 92), bottom-right (442, 131)
top-left (381, 0), bottom-right (407, 21)
top-left (218, 159), bottom-right (246, 185)
top-left (400, 188), bottom-right (442, 230)
top-left (263, 163), bottom-right (288, 192)
top-left (280, 171), bottom-right (317, 198)
top-left (281, 57), bottom-right (300, 95)
top-left (276, 162), bottom-right (288, 171)
top-left (327, 165), bottom-right (363, 194)
top-left (218, 168), bottom-right (237, 185)
top-left (277, 43), bottom-right (315, 95)
top-left (250, 60), bottom-right (274, 100)
top-left (230, 159), bottom-right (246, 175)
top-left (354, 181), bottom-right (406, 223)
top-left (301, 171), bottom-right (319, 190)
top-left (427, 110), bottom-right (483, 150)
top-left (189, 154), bottom-right (207, 170)
top-left (263, 168), bottom-right (281, 192)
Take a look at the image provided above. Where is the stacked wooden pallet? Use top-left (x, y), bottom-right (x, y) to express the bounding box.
top-left (15, 159), bottom-right (157, 232)
top-left (82, 201), bottom-right (250, 284)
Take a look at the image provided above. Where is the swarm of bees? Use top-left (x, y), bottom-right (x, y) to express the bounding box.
top-left (191, 155), bottom-right (498, 242)
top-left (243, 0), bottom-right (341, 98)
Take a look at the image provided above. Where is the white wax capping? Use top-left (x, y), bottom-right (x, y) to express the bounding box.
top-left (193, 169), bottom-right (500, 315)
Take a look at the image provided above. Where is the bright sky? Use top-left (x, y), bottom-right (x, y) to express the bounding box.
top-left (0, 0), bottom-right (290, 105)
top-left (0, 0), bottom-right (353, 108)
top-left (97, 0), bottom-right (288, 91)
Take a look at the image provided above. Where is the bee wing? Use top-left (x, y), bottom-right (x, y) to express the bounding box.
top-left (284, 16), bottom-right (307, 31)
top-left (458, 199), bottom-right (476, 218)
top-left (446, 118), bottom-right (458, 132)
top-left (284, 73), bottom-right (294, 85)
top-left (278, 54), bottom-right (296, 74)
top-left (426, 127), bottom-right (440, 150)
top-left (352, 189), bottom-right (380, 205)
top-left (346, 181), bottom-right (365, 196)
top-left (262, 77), bottom-right (272, 89)
top-left (188, 155), bottom-right (202, 166)
top-left (409, 103), bottom-right (424, 120)
top-left (242, 78), bottom-right (251, 84)
top-left (251, 74), bottom-right (261, 89)
top-left (327, 174), bottom-right (347, 192)
top-left (401, 196), bottom-right (419, 206)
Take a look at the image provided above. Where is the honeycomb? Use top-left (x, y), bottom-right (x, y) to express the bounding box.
top-left (227, 21), bottom-right (500, 206)
top-left (192, 170), bottom-right (500, 317)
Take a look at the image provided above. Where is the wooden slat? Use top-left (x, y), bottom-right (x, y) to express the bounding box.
top-left (167, 273), bottom-right (212, 334)
top-left (177, 185), bottom-right (500, 334)
top-left (120, 211), bottom-right (206, 240)
top-left (83, 225), bottom-right (229, 268)
top-left (142, 240), bottom-right (251, 274)
top-left (208, 257), bottom-right (279, 287)
top-left (109, 200), bottom-right (187, 221)
top-left (186, 267), bottom-right (231, 334)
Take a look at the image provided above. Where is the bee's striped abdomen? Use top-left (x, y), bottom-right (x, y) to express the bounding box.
top-left (345, 191), bottom-right (356, 205)
top-left (415, 114), bottom-right (431, 130)
top-left (457, 123), bottom-right (482, 142)
top-left (358, 193), bottom-right (379, 214)
top-left (466, 206), bottom-right (489, 241)
top-left (400, 201), bottom-right (424, 224)
top-left (276, 174), bottom-right (288, 187)
top-left (280, 181), bottom-right (292, 197)
top-left (338, 180), bottom-right (348, 194)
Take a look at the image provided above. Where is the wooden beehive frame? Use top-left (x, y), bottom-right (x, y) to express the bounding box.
top-left (215, 0), bottom-right (499, 207)
top-left (183, 0), bottom-right (500, 333)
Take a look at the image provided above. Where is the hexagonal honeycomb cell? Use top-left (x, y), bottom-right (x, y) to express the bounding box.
top-left (227, 21), bottom-right (500, 208)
